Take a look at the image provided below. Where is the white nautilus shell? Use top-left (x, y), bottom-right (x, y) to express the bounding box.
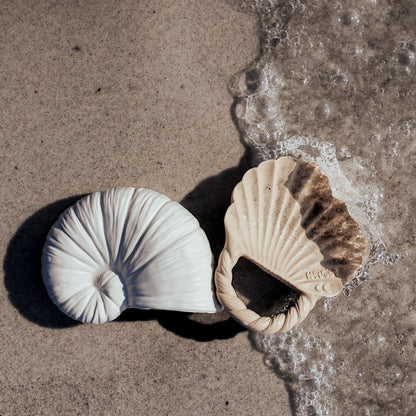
top-left (215, 157), bottom-right (368, 334)
top-left (42, 187), bottom-right (222, 323)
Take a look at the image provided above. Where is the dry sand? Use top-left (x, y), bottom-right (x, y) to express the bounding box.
top-left (1, 1), bottom-right (292, 415)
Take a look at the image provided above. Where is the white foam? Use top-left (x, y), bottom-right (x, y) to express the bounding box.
top-left (229, 0), bottom-right (413, 414)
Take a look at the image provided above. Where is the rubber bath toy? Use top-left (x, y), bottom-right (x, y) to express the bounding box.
top-left (42, 187), bottom-right (222, 323)
top-left (215, 157), bottom-right (368, 334)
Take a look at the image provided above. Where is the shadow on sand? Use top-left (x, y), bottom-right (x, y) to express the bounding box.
top-left (3, 195), bottom-right (87, 329)
top-left (3, 152), bottom-right (252, 340)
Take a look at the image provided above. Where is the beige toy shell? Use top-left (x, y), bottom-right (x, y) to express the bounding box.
top-left (215, 157), bottom-right (368, 334)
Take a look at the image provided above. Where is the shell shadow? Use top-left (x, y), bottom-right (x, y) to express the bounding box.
top-left (180, 150), bottom-right (251, 262)
top-left (232, 258), bottom-right (300, 317)
top-left (117, 309), bottom-right (245, 341)
top-left (151, 149), bottom-right (252, 340)
top-left (119, 150), bottom-right (253, 340)
top-left (116, 151), bottom-right (252, 340)
top-left (3, 152), bottom-right (251, 340)
top-left (3, 195), bottom-right (87, 328)
top-left (118, 150), bottom-right (253, 339)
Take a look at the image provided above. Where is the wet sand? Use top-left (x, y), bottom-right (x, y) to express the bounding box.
top-left (0, 1), bottom-right (293, 415)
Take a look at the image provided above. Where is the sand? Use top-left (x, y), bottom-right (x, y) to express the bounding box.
top-left (0, 1), bottom-right (292, 415)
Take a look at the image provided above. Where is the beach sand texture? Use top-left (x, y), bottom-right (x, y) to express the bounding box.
top-left (1, 1), bottom-right (415, 415)
top-left (1, 1), bottom-right (291, 415)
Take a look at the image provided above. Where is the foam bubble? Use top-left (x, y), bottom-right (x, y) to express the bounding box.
top-left (339, 11), bottom-right (360, 26)
top-left (251, 327), bottom-right (336, 416)
top-left (397, 49), bottom-right (415, 66)
top-left (231, 1), bottom-right (414, 414)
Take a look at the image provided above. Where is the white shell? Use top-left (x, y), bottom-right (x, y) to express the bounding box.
top-left (42, 187), bottom-right (222, 323)
top-left (215, 157), bottom-right (367, 334)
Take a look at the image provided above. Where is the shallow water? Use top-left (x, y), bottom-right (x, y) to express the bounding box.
top-left (228, 0), bottom-right (416, 414)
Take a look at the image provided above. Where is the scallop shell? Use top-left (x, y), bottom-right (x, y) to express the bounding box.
top-left (215, 157), bottom-right (368, 334)
top-left (42, 187), bottom-right (222, 323)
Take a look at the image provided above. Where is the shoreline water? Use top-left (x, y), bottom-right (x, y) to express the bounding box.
top-left (232, 1), bottom-right (415, 414)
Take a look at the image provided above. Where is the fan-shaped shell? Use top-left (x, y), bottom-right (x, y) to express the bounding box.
top-left (215, 157), bottom-right (368, 334)
top-left (42, 187), bottom-right (222, 323)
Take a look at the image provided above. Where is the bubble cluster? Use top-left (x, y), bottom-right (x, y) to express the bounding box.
top-left (230, 61), bottom-right (286, 152)
top-left (251, 328), bottom-right (336, 416)
top-left (233, 0), bottom-right (416, 164)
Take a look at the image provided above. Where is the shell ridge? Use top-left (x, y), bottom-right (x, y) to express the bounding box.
top-left (283, 245), bottom-right (323, 281)
top-left (53, 280), bottom-right (98, 306)
top-left (90, 193), bottom-right (112, 265)
top-left (122, 200), bottom-right (184, 277)
top-left (114, 188), bottom-right (141, 270)
top-left (305, 206), bottom-right (345, 242)
top-left (253, 256), bottom-right (308, 295)
top-left (118, 198), bottom-right (173, 276)
top-left (268, 204), bottom-right (296, 275)
top-left (255, 167), bottom-right (263, 260)
top-left (297, 201), bottom-right (318, 234)
top-left (240, 172), bottom-right (257, 258)
top-left (51, 222), bottom-right (102, 269)
top-left (126, 235), bottom-right (182, 280)
top-left (291, 165), bottom-right (319, 205)
top-left (300, 199), bottom-right (331, 236)
top-left (44, 241), bottom-right (97, 272)
top-left (47, 269), bottom-right (97, 292)
top-left (91, 294), bottom-right (101, 323)
top-left (98, 288), bottom-right (125, 315)
top-left (99, 269), bottom-right (117, 287)
top-left (62, 287), bottom-right (97, 322)
top-left (102, 188), bottom-right (136, 266)
top-left (127, 230), bottom-right (204, 294)
top-left (307, 204), bottom-right (356, 251)
top-left (97, 272), bottom-right (128, 319)
top-left (273, 159), bottom-right (303, 252)
top-left (116, 190), bottom-right (165, 270)
top-left (101, 188), bottom-right (132, 264)
top-left (262, 160), bottom-right (280, 259)
top-left (99, 191), bottom-right (114, 268)
top-left (265, 162), bottom-right (296, 265)
top-left (278, 226), bottom-right (312, 274)
top-left (228, 203), bottom-right (250, 255)
top-left (312, 232), bottom-right (341, 252)
top-left (72, 196), bottom-right (109, 266)
top-left (116, 189), bottom-right (169, 263)
top-left (43, 261), bottom-right (95, 274)
top-left (272, 198), bottom-right (303, 274)
top-left (88, 292), bottom-right (107, 324)
top-left (275, 215), bottom-right (308, 273)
